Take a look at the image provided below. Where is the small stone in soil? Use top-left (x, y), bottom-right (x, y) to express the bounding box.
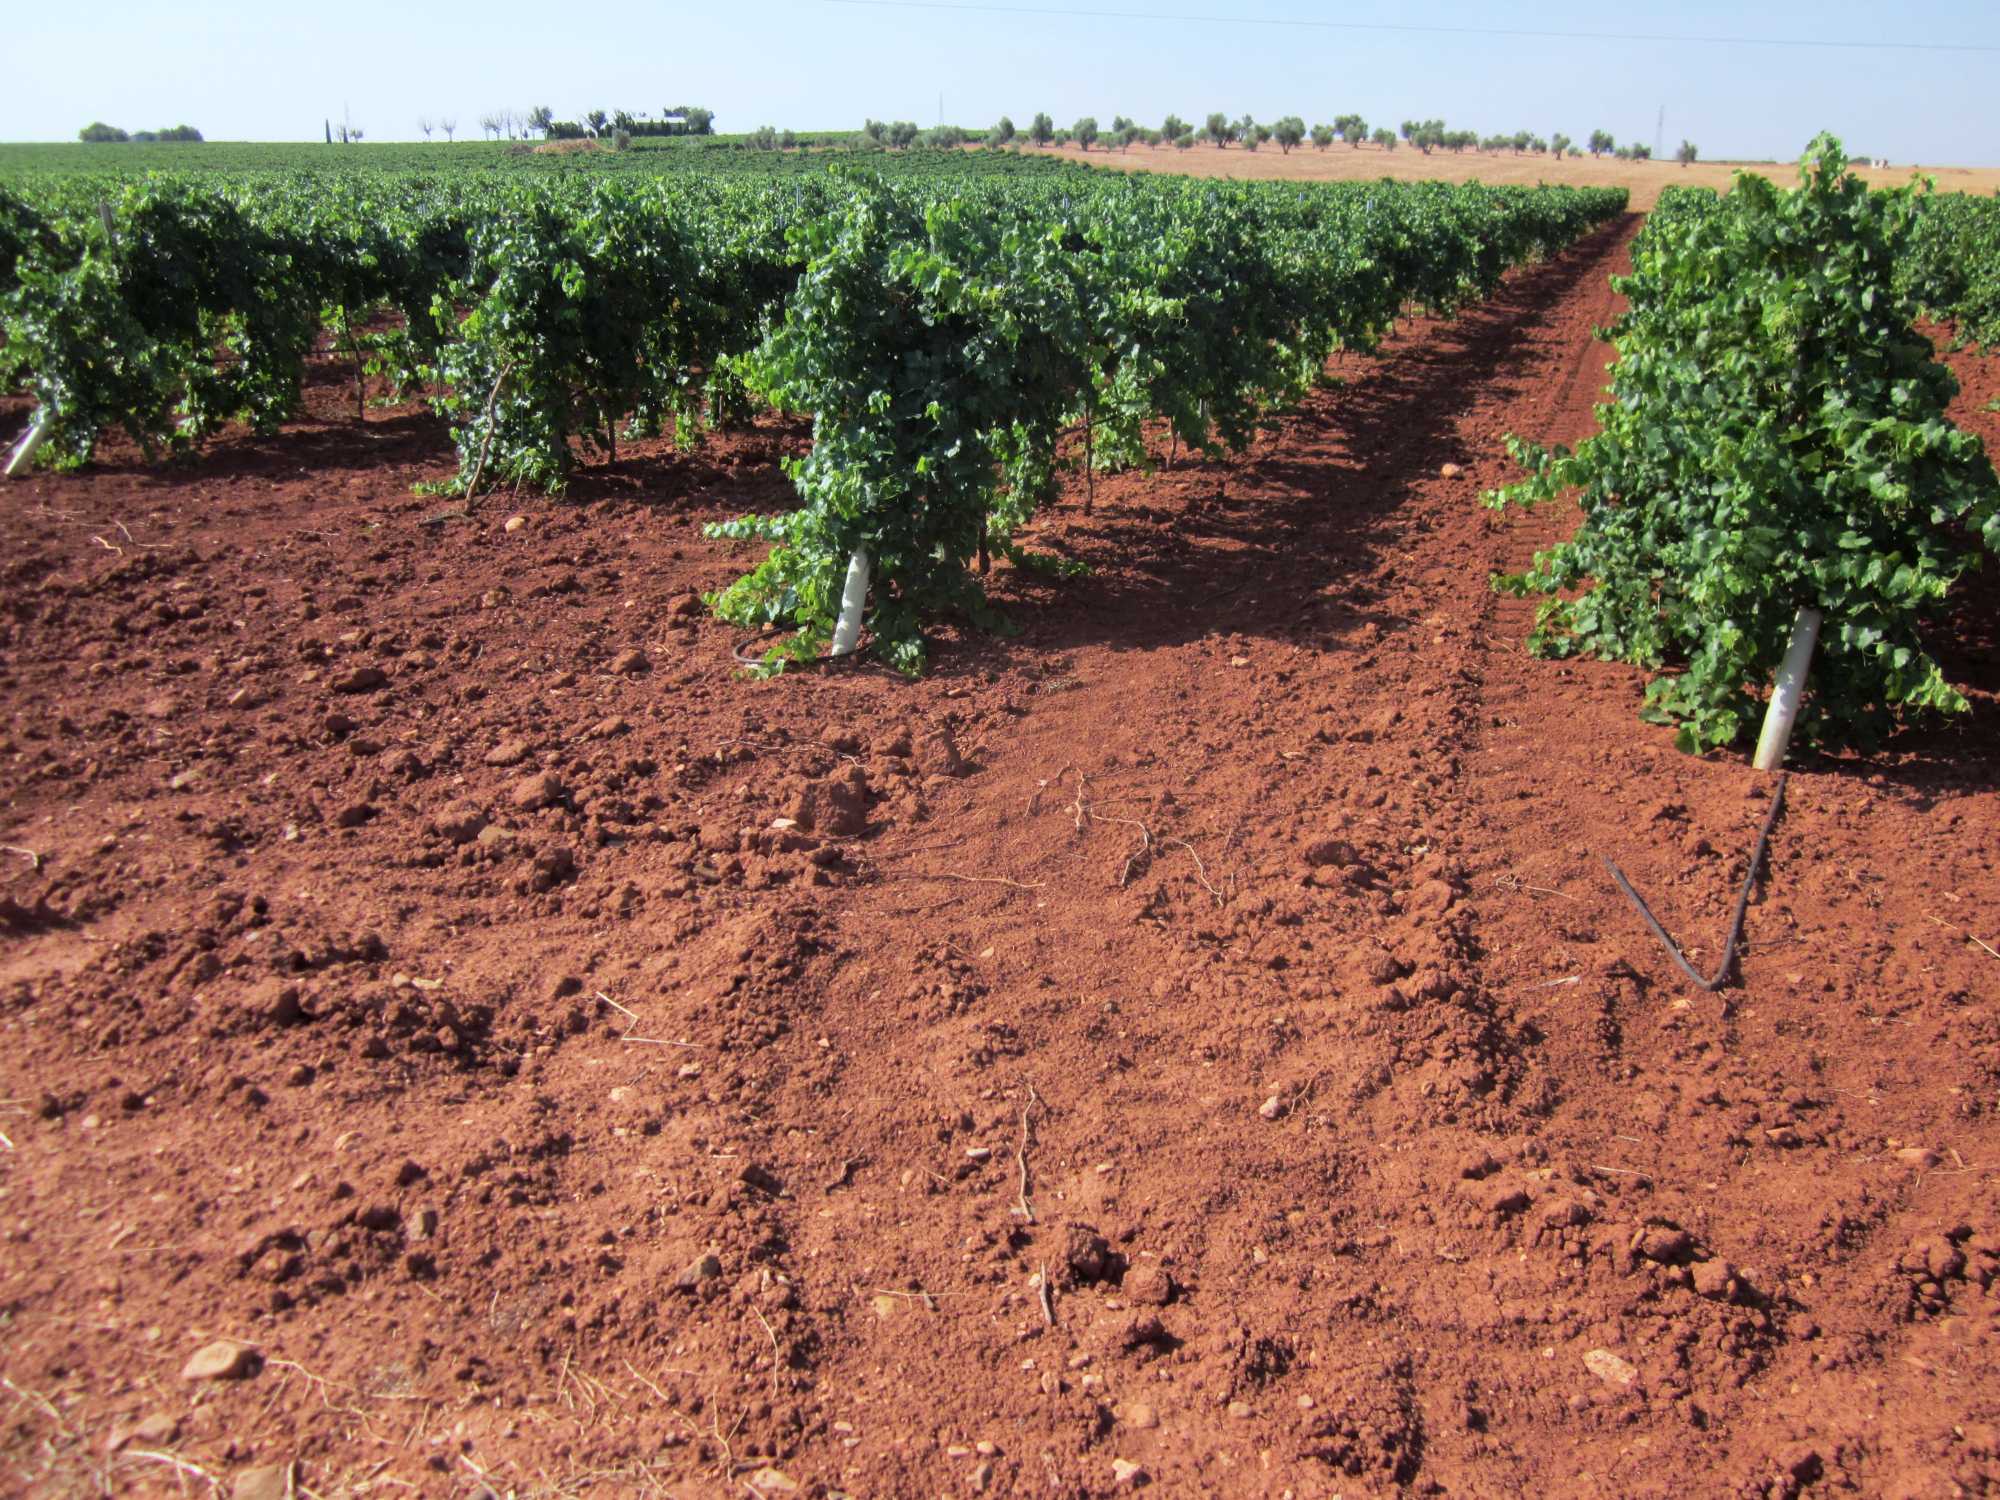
top-left (610, 648), bottom-right (650, 674)
top-left (1258, 1095), bottom-right (1285, 1120)
top-left (181, 1340), bottom-right (261, 1381)
top-left (106, 1412), bottom-right (178, 1451)
top-left (231, 1461), bottom-right (292, 1500)
top-left (1582, 1348), bottom-right (1638, 1389)
top-left (503, 515), bottom-right (527, 532)
top-left (1111, 1458), bottom-right (1147, 1488)
top-left (676, 1253), bottom-right (723, 1290)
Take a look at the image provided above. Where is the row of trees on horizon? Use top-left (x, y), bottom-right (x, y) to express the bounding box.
top-left (407, 107), bottom-right (716, 144)
top-left (70, 106), bottom-right (1694, 161)
top-left (862, 114), bottom-right (1696, 163)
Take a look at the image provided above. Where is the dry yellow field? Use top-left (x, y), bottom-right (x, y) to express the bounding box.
top-left (1026, 140), bottom-right (2000, 211)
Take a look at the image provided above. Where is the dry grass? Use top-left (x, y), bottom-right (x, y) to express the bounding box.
top-left (1026, 141), bottom-right (2000, 212)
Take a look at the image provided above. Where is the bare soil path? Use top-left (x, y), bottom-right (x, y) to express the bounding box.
top-left (2, 216), bottom-right (1997, 1498)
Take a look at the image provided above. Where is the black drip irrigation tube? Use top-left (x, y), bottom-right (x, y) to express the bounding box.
top-left (729, 627), bottom-right (874, 673)
top-left (1601, 772), bottom-right (1788, 992)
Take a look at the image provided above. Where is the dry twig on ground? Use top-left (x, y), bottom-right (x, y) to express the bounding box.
top-left (1012, 1084), bottom-right (1043, 1224)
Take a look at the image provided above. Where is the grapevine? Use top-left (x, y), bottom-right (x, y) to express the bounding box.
top-left (1489, 135), bottom-right (2000, 751)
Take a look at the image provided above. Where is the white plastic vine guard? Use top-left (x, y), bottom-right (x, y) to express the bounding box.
top-left (5, 411), bottom-right (51, 478)
top-left (1752, 607), bottom-right (1823, 772)
top-left (829, 548), bottom-right (871, 657)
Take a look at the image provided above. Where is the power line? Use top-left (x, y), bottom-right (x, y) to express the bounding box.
top-left (822, 0), bottom-right (2000, 55)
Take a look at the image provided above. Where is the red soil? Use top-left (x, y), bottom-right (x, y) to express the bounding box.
top-left (3, 217), bottom-right (1998, 1498)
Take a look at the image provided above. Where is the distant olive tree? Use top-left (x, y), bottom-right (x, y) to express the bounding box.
top-left (1551, 132), bottom-right (1571, 159)
top-left (417, 116), bottom-right (434, 142)
top-left (1401, 118), bottom-right (1444, 153)
top-left (1677, 139), bottom-right (1699, 166)
top-left (1373, 127), bottom-right (1398, 151)
top-left (1336, 113), bottom-right (1368, 147)
top-left (1204, 112), bottom-right (1230, 147)
top-left (990, 114), bottom-right (1015, 146)
top-left (527, 106), bottom-right (554, 137)
top-left (79, 122), bottom-right (129, 142)
top-left (1588, 129), bottom-right (1614, 156)
top-left (1310, 123), bottom-right (1334, 150)
top-left (1029, 112), bottom-right (1054, 146)
top-left (1271, 116), bottom-right (1306, 153)
top-left (1072, 116), bottom-right (1099, 151)
top-left (888, 120), bottom-right (919, 148)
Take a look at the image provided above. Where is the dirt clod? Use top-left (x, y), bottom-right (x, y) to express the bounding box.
top-left (510, 771), bottom-right (567, 810)
top-left (329, 665), bottom-right (387, 694)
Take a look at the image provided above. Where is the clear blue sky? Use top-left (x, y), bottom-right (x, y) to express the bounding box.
top-left (9, 0), bottom-right (1997, 164)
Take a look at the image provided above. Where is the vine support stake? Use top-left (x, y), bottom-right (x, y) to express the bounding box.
top-left (5, 411), bottom-right (52, 479)
top-left (1752, 607), bottom-right (1823, 772)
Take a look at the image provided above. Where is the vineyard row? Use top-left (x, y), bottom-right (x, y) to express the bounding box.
top-left (0, 167), bottom-right (1630, 665)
